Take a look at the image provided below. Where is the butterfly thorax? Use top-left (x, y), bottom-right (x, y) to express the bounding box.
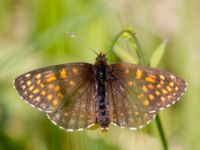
top-left (94, 54), bottom-right (110, 130)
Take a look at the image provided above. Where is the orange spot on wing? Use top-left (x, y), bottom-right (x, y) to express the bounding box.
top-left (29, 85), bottom-right (34, 91)
top-left (26, 80), bottom-right (31, 86)
top-left (145, 76), bottom-right (155, 83)
top-left (53, 99), bottom-right (59, 106)
top-left (166, 86), bottom-right (172, 92)
top-left (46, 75), bottom-right (56, 83)
top-left (69, 80), bottom-right (76, 86)
top-left (29, 95), bottom-right (33, 99)
top-left (41, 91), bottom-right (46, 96)
top-left (124, 69), bottom-right (130, 75)
top-left (35, 97), bottom-right (40, 102)
top-left (40, 84), bottom-right (44, 88)
top-left (136, 69), bottom-right (142, 79)
top-left (160, 75), bottom-right (165, 80)
top-left (47, 94), bottom-right (53, 101)
top-left (149, 94), bottom-right (155, 100)
top-left (147, 84), bottom-right (154, 89)
top-left (169, 82), bottom-right (174, 87)
top-left (155, 90), bottom-right (160, 96)
top-left (156, 84), bottom-right (162, 88)
top-left (160, 80), bottom-right (164, 85)
top-left (54, 85), bottom-right (60, 92)
top-left (162, 89), bottom-right (168, 94)
top-left (60, 69), bottom-right (67, 79)
top-left (148, 74), bottom-right (156, 79)
top-left (58, 93), bottom-right (64, 98)
top-left (161, 97), bottom-right (165, 102)
top-left (143, 99), bottom-right (150, 106)
top-left (72, 68), bottom-right (78, 75)
top-left (37, 79), bottom-right (41, 84)
top-left (48, 84), bottom-right (54, 89)
top-left (142, 86), bottom-right (148, 92)
top-left (128, 81), bottom-right (134, 87)
top-left (33, 88), bottom-right (39, 94)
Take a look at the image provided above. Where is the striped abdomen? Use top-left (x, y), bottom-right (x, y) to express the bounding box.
top-left (95, 64), bottom-right (109, 128)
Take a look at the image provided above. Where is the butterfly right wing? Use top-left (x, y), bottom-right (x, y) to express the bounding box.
top-left (106, 63), bottom-right (186, 129)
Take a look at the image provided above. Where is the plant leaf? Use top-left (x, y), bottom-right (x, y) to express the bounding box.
top-left (113, 46), bottom-right (137, 64)
top-left (149, 39), bottom-right (168, 67)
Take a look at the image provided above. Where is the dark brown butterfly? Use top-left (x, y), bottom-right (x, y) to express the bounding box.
top-left (13, 52), bottom-right (187, 132)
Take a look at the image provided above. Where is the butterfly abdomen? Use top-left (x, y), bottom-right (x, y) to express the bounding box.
top-left (95, 64), bottom-right (110, 128)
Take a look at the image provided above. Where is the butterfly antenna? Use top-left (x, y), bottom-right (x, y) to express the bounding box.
top-left (66, 32), bottom-right (98, 55)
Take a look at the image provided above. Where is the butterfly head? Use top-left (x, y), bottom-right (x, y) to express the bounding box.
top-left (95, 52), bottom-right (107, 64)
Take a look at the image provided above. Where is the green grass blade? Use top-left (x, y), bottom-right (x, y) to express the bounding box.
top-left (113, 46), bottom-right (137, 63)
top-left (149, 40), bottom-right (167, 67)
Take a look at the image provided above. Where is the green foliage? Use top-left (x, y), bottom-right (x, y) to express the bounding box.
top-left (113, 46), bottom-right (137, 64)
top-left (149, 40), bottom-right (167, 68)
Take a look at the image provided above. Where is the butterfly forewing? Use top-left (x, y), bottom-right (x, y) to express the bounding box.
top-left (47, 79), bottom-right (96, 131)
top-left (109, 64), bottom-right (187, 113)
top-left (14, 63), bottom-right (93, 113)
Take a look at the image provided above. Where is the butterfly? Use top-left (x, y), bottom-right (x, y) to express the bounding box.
top-left (13, 52), bottom-right (187, 132)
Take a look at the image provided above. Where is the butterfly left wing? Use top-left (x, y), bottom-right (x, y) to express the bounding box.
top-left (13, 63), bottom-right (94, 113)
top-left (14, 63), bottom-right (97, 131)
top-left (106, 63), bottom-right (187, 129)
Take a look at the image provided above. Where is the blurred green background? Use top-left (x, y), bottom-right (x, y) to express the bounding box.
top-left (0, 0), bottom-right (199, 150)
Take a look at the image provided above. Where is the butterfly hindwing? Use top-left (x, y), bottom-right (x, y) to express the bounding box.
top-left (107, 81), bottom-right (156, 129)
top-left (14, 63), bottom-right (93, 113)
top-left (47, 79), bottom-right (96, 131)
